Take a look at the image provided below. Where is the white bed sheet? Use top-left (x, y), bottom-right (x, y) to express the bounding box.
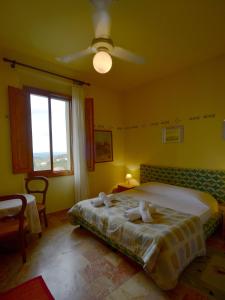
top-left (122, 188), bottom-right (213, 224)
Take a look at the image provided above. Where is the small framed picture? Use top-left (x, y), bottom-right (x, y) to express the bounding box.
top-left (162, 126), bottom-right (184, 144)
top-left (94, 130), bottom-right (113, 163)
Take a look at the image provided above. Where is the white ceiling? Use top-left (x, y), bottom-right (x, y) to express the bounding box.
top-left (0, 0), bottom-right (225, 91)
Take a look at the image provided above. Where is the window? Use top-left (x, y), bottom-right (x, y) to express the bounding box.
top-left (8, 86), bottom-right (94, 176)
top-left (28, 88), bottom-right (73, 176)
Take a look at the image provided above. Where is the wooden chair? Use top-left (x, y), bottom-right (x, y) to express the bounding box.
top-left (25, 176), bottom-right (49, 228)
top-left (0, 194), bottom-right (28, 263)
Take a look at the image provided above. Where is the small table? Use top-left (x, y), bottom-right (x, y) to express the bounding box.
top-left (219, 203), bottom-right (225, 239)
top-left (113, 183), bottom-right (138, 193)
top-left (0, 194), bottom-right (41, 234)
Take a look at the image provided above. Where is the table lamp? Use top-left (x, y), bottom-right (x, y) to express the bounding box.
top-left (125, 173), bottom-right (132, 185)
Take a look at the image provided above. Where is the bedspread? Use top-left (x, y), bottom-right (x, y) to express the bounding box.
top-left (69, 193), bottom-right (206, 289)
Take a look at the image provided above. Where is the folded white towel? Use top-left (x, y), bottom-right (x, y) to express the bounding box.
top-left (125, 201), bottom-right (154, 222)
top-left (99, 192), bottom-right (106, 199)
top-left (91, 197), bottom-right (104, 207)
top-left (91, 192), bottom-right (105, 207)
top-left (103, 194), bottom-right (113, 208)
top-left (124, 207), bottom-right (141, 221)
top-left (140, 200), bottom-right (153, 223)
top-left (91, 192), bottom-right (114, 207)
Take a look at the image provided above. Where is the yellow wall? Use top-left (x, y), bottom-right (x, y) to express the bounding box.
top-left (122, 55), bottom-right (225, 179)
top-left (0, 58), bottom-right (125, 213)
top-left (85, 86), bottom-right (125, 197)
top-left (1, 51), bottom-right (225, 212)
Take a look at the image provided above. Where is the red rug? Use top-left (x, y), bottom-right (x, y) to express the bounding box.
top-left (0, 276), bottom-right (54, 300)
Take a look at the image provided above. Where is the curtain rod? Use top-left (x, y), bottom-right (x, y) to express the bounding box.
top-left (3, 57), bottom-right (90, 86)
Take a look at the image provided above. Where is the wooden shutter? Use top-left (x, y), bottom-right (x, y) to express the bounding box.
top-left (8, 86), bottom-right (32, 173)
top-left (85, 97), bottom-right (95, 171)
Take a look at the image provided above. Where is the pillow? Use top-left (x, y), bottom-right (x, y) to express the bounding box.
top-left (134, 182), bottom-right (218, 213)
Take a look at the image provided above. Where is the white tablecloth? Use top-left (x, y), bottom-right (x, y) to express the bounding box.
top-left (0, 194), bottom-right (41, 234)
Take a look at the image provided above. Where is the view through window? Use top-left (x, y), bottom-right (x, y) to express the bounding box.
top-left (30, 91), bottom-right (72, 174)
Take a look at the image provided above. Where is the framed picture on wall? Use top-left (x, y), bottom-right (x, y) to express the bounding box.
top-left (94, 130), bottom-right (113, 163)
top-left (162, 125), bottom-right (184, 144)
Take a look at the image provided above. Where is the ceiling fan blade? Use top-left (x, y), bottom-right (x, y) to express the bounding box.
top-left (91, 0), bottom-right (112, 38)
top-left (111, 46), bottom-right (145, 64)
top-left (93, 10), bottom-right (111, 38)
top-left (56, 47), bottom-right (93, 63)
top-left (90, 0), bottom-right (112, 10)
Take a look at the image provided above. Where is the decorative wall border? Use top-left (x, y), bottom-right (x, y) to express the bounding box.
top-left (94, 112), bottom-right (216, 132)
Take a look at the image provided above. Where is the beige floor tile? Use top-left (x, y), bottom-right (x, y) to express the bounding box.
top-left (104, 251), bottom-right (123, 267)
top-left (106, 271), bottom-right (168, 300)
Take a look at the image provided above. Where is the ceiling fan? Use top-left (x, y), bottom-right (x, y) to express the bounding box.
top-left (56, 0), bottom-right (144, 74)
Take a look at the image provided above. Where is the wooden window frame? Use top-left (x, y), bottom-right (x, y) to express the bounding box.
top-left (8, 86), bottom-right (33, 173)
top-left (25, 86), bottom-right (74, 177)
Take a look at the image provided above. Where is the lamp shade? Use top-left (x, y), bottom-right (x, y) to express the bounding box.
top-left (93, 51), bottom-right (112, 74)
top-left (125, 173), bottom-right (132, 180)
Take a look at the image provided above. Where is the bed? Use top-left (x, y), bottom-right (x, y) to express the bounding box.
top-left (68, 165), bottom-right (223, 290)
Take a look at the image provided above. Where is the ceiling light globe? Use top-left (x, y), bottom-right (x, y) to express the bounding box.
top-left (93, 51), bottom-right (112, 74)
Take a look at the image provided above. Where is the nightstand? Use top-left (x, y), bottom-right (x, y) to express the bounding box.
top-left (113, 183), bottom-right (137, 193)
top-left (218, 203), bottom-right (225, 239)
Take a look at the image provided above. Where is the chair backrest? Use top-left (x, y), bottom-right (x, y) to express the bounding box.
top-left (25, 176), bottom-right (49, 205)
top-left (0, 194), bottom-right (27, 232)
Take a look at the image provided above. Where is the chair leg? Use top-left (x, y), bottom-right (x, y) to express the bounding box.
top-left (20, 233), bottom-right (26, 263)
top-left (43, 210), bottom-right (48, 227)
top-left (24, 232), bottom-right (28, 248)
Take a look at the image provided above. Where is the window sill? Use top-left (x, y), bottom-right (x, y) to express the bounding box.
top-left (28, 170), bottom-right (74, 178)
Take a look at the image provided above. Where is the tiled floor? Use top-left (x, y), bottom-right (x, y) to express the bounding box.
top-left (0, 211), bottom-right (223, 299)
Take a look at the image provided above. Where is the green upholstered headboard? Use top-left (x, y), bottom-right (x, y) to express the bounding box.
top-left (140, 164), bottom-right (225, 203)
